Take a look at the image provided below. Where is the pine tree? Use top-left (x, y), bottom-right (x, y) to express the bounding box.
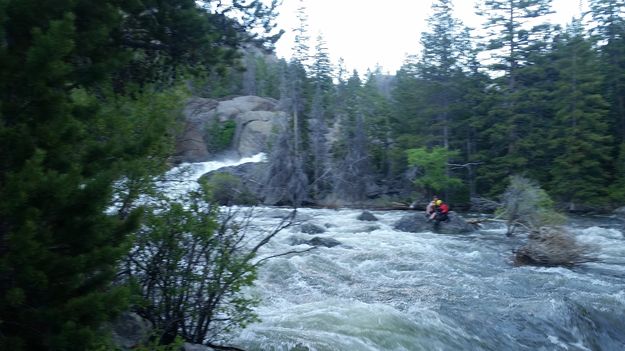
top-left (311, 33), bottom-right (334, 93)
top-left (589, 0), bottom-right (625, 150)
top-left (0, 0), bottom-right (282, 349)
top-left (332, 71), bottom-right (375, 202)
top-left (477, 0), bottom-right (554, 92)
top-left (362, 69), bottom-right (395, 181)
top-left (293, 0), bottom-right (311, 70)
top-left (475, 0), bottom-right (557, 195)
top-left (0, 5), bottom-right (136, 350)
top-left (549, 20), bottom-right (613, 205)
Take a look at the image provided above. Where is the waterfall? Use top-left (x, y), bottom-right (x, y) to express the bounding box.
top-left (160, 153), bottom-right (266, 197)
top-left (108, 153), bottom-right (266, 212)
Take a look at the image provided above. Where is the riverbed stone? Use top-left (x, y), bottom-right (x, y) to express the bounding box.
top-left (357, 211), bottom-right (378, 221)
top-left (308, 236), bottom-right (342, 247)
top-left (393, 211), bottom-right (475, 234)
top-left (289, 236), bottom-right (341, 248)
top-left (300, 223), bottom-right (326, 234)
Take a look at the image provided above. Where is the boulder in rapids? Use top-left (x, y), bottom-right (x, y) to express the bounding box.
top-left (299, 223), bottom-right (326, 234)
top-left (393, 211), bottom-right (475, 234)
top-left (289, 236), bottom-right (341, 248)
top-left (307, 236), bottom-right (342, 248)
top-left (357, 211), bottom-right (378, 221)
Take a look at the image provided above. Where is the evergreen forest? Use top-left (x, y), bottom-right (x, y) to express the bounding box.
top-left (1, 0), bottom-right (625, 349)
top-left (245, 0), bottom-right (625, 210)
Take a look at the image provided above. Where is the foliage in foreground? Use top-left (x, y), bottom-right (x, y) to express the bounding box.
top-left (0, 0), bottom-right (281, 348)
top-left (122, 184), bottom-right (294, 346)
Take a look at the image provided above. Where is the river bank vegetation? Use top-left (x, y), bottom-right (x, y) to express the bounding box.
top-left (1, 0), bottom-right (625, 349)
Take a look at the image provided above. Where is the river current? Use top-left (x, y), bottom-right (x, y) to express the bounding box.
top-left (228, 209), bottom-right (625, 351)
top-left (170, 157), bottom-right (625, 350)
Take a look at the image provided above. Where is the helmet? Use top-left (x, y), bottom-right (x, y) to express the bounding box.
top-left (435, 200), bottom-right (442, 206)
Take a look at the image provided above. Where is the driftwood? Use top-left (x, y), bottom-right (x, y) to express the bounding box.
top-left (514, 227), bottom-right (597, 267)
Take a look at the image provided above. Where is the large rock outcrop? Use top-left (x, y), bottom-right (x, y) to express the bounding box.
top-left (174, 96), bottom-right (286, 163)
top-left (393, 212), bottom-right (475, 234)
top-left (201, 162), bottom-right (268, 204)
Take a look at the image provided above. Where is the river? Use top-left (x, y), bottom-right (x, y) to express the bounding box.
top-left (171, 157), bottom-right (625, 350)
top-left (228, 208), bottom-right (625, 351)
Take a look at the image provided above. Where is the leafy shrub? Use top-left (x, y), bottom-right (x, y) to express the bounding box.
top-left (497, 175), bottom-right (565, 235)
top-left (406, 147), bottom-right (463, 193)
top-left (121, 185), bottom-right (291, 346)
top-left (205, 120), bottom-right (237, 154)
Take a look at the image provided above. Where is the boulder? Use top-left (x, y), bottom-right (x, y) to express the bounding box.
top-left (174, 96), bottom-right (287, 163)
top-left (308, 236), bottom-right (342, 248)
top-left (393, 211), bottom-right (475, 234)
top-left (202, 162), bottom-right (268, 202)
top-left (289, 236), bottom-right (341, 248)
top-left (357, 211), bottom-right (378, 221)
top-left (110, 312), bottom-right (152, 350)
top-left (299, 223), bottom-right (326, 234)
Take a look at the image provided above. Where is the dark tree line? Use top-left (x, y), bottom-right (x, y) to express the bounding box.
top-left (225, 0), bottom-right (625, 209)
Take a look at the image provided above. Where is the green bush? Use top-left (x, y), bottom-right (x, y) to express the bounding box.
top-left (205, 120), bottom-right (237, 153)
top-left (497, 175), bottom-right (566, 235)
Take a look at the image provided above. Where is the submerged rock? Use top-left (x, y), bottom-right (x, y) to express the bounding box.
top-left (308, 236), bottom-right (342, 248)
top-left (299, 223), bottom-right (326, 234)
top-left (393, 211), bottom-right (475, 234)
top-left (357, 211), bottom-right (379, 221)
top-left (289, 236), bottom-right (341, 248)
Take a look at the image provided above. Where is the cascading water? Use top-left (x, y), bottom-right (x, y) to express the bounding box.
top-left (160, 153), bottom-right (266, 197)
top-left (160, 157), bottom-right (625, 350)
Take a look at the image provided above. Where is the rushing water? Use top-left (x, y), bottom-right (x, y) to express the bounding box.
top-left (165, 156), bottom-right (625, 350)
top-left (228, 208), bottom-right (625, 351)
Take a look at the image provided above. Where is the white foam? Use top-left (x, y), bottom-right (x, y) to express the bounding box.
top-left (160, 153), bottom-right (266, 197)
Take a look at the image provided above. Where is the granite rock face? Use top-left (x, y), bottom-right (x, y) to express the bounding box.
top-left (174, 96), bottom-right (286, 163)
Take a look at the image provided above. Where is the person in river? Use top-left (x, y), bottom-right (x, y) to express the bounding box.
top-left (425, 195), bottom-right (439, 217)
top-left (430, 199), bottom-right (450, 223)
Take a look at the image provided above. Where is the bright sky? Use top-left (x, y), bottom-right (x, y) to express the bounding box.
top-left (274, 0), bottom-right (587, 75)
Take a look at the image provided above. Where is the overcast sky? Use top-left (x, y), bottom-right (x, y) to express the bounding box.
top-left (274, 0), bottom-right (587, 75)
